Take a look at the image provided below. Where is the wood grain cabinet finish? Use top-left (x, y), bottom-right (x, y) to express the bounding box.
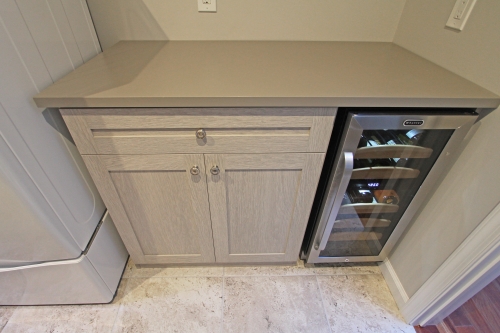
top-left (81, 154), bottom-right (215, 264)
top-left (60, 108), bottom-right (335, 154)
top-left (205, 153), bottom-right (325, 263)
top-left (62, 108), bottom-right (336, 265)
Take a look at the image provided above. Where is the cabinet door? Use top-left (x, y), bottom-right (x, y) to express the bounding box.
top-left (82, 154), bottom-right (215, 264)
top-left (205, 154), bottom-right (324, 263)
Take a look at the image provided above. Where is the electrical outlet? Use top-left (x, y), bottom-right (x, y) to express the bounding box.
top-left (446, 0), bottom-right (477, 31)
top-left (198, 0), bottom-right (216, 12)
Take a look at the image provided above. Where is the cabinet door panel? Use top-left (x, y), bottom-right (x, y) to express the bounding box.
top-left (206, 154), bottom-right (325, 263)
top-left (82, 154), bottom-right (215, 264)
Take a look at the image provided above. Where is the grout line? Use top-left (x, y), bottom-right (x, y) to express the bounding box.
top-left (110, 278), bottom-right (128, 333)
top-left (221, 272), bottom-right (381, 278)
top-left (124, 272), bottom-right (382, 279)
top-left (221, 276), bottom-right (225, 333)
top-left (315, 275), bottom-right (333, 333)
top-left (1, 306), bottom-right (18, 331)
top-left (127, 275), bottom-right (224, 279)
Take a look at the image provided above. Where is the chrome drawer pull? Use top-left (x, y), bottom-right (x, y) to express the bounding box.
top-left (196, 128), bottom-right (206, 139)
top-left (210, 166), bottom-right (220, 175)
top-left (190, 166), bottom-right (200, 175)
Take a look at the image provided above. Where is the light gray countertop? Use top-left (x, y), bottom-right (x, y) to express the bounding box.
top-left (33, 41), bottom-right (500, 109)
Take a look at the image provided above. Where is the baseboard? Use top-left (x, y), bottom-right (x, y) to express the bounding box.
top-left (400, 201), bottom-right (500, 326)
top-left (379, 258), bottom-right (409, 310)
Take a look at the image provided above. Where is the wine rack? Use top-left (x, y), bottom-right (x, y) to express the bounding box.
top-left (338, 203), bottom-right (399, 215)
top-left (355, 145), bottom-right (433, 159)
top-left (351, 167), bottom-right (420, 179)
top-left (325, 128), bottom-right (453, 257)
top-left (333, 218), bottom-right (391, 229)
top-left (305, 111), bottom-right (477, 263)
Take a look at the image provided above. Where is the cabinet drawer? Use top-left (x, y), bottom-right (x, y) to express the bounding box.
top-left (61, 108), bottom-right (336, 154)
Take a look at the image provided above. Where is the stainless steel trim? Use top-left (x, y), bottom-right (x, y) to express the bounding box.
top-left (353, 114), bottom-right (474, 130)
top-left (318, 152), bottom-right (354, 251)
top-left (305, 111), bottom-right (479, 264)
top-left (305, 113), bottom-right (363, 262)
top-left (311, 255), bottom-right (384, 263)
top-left (378, 115), bottom-right (477, 259)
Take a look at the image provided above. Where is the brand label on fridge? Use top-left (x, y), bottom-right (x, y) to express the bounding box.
top-left (403, 119), bottom-right (424, 126)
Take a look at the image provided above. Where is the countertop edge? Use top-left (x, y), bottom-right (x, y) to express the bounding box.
top-left (34, 96), bottom-right (500, 109)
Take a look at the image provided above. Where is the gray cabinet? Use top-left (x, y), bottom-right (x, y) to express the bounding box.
top-left (82, 154), bottom-right (215, 264)
top-left (206, 153), bottom-right (325, 263)
top-left (61, 108), bottom-right (336, 265)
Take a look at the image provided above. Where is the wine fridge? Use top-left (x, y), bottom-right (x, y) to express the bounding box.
top-left (303, 108), bottom-right (478, 263)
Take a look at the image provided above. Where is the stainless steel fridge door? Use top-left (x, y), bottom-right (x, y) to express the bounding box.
top-left (306, 112), bottom-right (478, 263)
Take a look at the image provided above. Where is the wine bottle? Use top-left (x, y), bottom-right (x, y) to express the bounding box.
top-left (406, 129), bottom-right (424, 145)
top-left (354, 158), bottom-right (395, 169)
top-left (396, 132), bottom-right (414, 145)
top-left (377, 131), bottom-right (399, 146)
top-left (374, 189), bottom-right (400, 205)
top-left (358, 133), bottom-right (380, 148)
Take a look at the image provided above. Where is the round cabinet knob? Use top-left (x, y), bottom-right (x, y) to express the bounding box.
top-left (196, 128), bottom-right (206, 139)
top-left (190, 166), bottom-right (200, 176)
top-left (210, 165), bottom-right (220, 175)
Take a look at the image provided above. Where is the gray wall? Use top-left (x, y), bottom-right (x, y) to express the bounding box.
top-left (86, 0), bottom-right (406, 49)
top-left (83, 0), bottom-right (500, 300)
top-left (390, 0), bottom-right (500, 297)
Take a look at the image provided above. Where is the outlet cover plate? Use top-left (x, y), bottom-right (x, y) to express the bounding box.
top-left (198, 0), bottom-right (216, 12)
top-left (446, 0), bottom-right (477, 31)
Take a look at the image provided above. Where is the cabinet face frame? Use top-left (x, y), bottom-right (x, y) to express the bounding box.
top-left (61, 107), bottom-right (337, 265)
top-left (82, 154), bottom-right (216, 264)
top-left (205, 153), bottom-right (325, 263)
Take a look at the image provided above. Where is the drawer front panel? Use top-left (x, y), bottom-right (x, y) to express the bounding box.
top-left (61, 108), bottom-right (336, 154)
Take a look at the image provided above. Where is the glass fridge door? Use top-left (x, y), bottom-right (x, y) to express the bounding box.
top-left (307, 112), bottom-right (478, 263)
top-left (319, 127), bottom-right (454, 258)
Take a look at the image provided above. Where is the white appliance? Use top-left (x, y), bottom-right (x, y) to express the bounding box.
top-left (0, 0), bottom-right (128, 305)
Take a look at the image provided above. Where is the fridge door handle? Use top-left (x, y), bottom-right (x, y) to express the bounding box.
top-left (317, 152), bottom-right (354, 251)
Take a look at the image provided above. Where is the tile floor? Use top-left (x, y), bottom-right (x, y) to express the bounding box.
top-left (0, 260), bottom-right (415, 333)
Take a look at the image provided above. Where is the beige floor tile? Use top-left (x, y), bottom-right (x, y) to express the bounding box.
top-left (2, 278), bottom-right (128, 333)
top-left (112, 277), bottom-right (223, 333)
top-left (317, 274), bottom-right (415, 333)
top-left (313, 264), bottom-right (381, 275)
top-left (125, 259), bottom-right (223, 278)
top-left (224, 260), bottom-right (315, 276)
top-left (0, 307), bottom-right (16, 331)
top-left (223, 276), bottom-right (330, 333)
